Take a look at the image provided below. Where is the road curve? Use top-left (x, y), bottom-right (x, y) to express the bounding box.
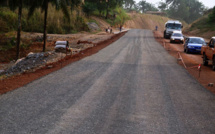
top-left (1, 29), bottom-right (215, 134)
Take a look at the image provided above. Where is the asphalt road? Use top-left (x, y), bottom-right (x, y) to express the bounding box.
top-left (1, 29), bottom-right (215, 134)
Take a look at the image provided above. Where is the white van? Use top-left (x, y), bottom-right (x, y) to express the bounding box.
top-left (164, 20), bottom-right (183, 39)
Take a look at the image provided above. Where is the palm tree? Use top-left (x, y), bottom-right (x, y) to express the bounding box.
top-left (29, 0), bottom-right (72, 52)
top-left (16, 0), bottom-right (23, 60)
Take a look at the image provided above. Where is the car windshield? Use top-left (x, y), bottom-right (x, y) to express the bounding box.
top-left (172, 33), bottom-right (183, 37)
top-left (188, 38), bottom-right (206, 44)
top-left (166, 23), bottom-right (182, 30)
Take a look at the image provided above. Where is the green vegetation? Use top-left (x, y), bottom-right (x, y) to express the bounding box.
top-left (0, 1), bottom-right (129, 34)
top-left (113, 7), bottom-right (130, 26)
top-left (0, 8), bottom-right (17, 32)
top-left (209, 6), bottom-right (215, 23)
top-left (123, 0), bottom-right (207, 24)
top-left (0, 5), bottom-right (89, 36)
top-left (124, 0), bottom-right (158, 13)
top-left (0, 0), bottom-right (129, 57)
top-left (0, 36), bottom-right (16, 51)
top-left (183, 6), bottom-right (215, 38)
top-left (160, 0), bottom-right (206, 24)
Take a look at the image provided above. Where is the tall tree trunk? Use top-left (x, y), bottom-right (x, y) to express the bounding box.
top-left (16, 0), bottom-right (22, 60)
top-left (43, 0), bottom-right (48, 52)
top-left (105, 0), bottom-right (109, 19)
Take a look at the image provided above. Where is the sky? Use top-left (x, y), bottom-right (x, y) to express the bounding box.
top-left (134, 0), bottom-right (215, 9)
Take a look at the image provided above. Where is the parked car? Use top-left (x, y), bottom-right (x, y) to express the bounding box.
top-left (184, 37), bottom-right (206, 54)
top-left (201, 37), bottom-right (215, 70)
top-left (170, 31), bottom-right (184, 43)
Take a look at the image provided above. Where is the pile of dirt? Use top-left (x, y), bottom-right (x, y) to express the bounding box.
top-left (2, 52), bottom-right (66, 76)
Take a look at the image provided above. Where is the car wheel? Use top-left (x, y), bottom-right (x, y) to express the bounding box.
top-left (203, 54), bottom-right (208, 66)
top-left (212, 57), bottom-right (215, 71)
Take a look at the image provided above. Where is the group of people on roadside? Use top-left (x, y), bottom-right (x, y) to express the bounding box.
top-left (106, 26), bottom-right (113, 34)
top-left (106, 25), bottom-right (123, 34)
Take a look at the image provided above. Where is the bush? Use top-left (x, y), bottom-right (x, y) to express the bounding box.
top-left (113, 7), bottom-right (130, 26)
top-left (82, 2), bottom-right (97, 17)
top-left (0, 18), bottom-right (8, 33)
top-left (0, 36), bottom-right (16, 51)
top-left (0, 5), bottom-right (90, 34)
top-left (209, 6), bottom-right (215, 23)
top-left (23, 10), bottom-right (44, 33)
top-left (0, 8), bottom-right (17, 31)
top-left (75, 16), bottom-right (89, 31)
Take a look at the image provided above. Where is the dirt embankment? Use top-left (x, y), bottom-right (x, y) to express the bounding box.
top-left (183, 15), bottom-right (215, 40)
top-left (125, 13), bottom-right (170, 31)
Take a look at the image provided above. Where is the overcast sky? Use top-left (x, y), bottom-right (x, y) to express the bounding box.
top-left (134, 0), bottom-right (215, 9)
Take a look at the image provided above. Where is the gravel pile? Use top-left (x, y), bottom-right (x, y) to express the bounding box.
top-left (87, 22), bottom-right (100, 31)
top-left (2, 51), bottom-right (66, 76)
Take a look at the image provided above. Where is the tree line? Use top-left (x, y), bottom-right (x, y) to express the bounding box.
top-left (159, 0), bottom-right (206, 24)
top-left (124, 0), bottom-right (207, 24)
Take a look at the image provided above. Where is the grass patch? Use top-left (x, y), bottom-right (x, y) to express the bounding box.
top-left (0, 5), bottom-right (90, 34)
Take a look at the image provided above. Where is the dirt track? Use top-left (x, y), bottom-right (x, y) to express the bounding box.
top-left (154, 30), bottom-right (215, 94)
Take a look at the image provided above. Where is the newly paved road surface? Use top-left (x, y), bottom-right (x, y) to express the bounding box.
top-left (1, 29), bottom-right (215, 134)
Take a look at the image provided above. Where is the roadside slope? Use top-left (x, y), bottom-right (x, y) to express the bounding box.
top-left (125, 13), bottom-right (172, 31)
top-left (183, 12), bottom-right (215, 39)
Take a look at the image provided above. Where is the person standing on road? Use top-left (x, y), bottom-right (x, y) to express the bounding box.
top-left (120, 25), bottom-right (122, 32)
top-left (155, 25), bottom-right (158, 31)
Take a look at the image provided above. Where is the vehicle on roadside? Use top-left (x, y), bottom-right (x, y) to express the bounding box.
top-left (170, 31), bottom-right (184, 44)
top-left (201, 37), bottom-right (215, 70)
top-left (164, 20), bottom-right (183, 39)
top-left (184, 37), bottom-right (206, 54)
top-left (55, 41), bottom-right (71, 53)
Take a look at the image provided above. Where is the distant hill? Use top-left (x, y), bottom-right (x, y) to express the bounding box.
top-left (124, 13), bottom-right (188, 32)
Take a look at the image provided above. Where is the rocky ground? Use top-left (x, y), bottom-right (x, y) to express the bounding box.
top-left (0, 31), bottom-right (118, 77)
